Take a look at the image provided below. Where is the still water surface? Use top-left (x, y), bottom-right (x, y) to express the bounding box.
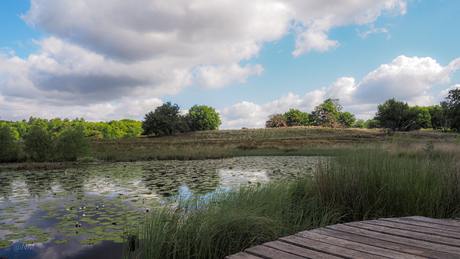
top-left (0, 156), bottom-right (320, 259)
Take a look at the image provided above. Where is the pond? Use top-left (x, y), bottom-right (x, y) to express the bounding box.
top-left (0, 156), bottom-right (321, 259)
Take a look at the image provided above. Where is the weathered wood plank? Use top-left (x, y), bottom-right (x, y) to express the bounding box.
top-left (328, 223), bottom-right (460, 255)
top-left (227, 217), bottom-right (460, 259)
top-left (244, 244), bottom-right (307, 259)
top-left (314, 226), bottom-right (459, 259)
top-left (279, 235), bottom-right (387, 259)
top-left (295, 229), bottom-right (425, 259)
top-left (347, 221), bottom-right (460, 247)
top-left (263, 240), bottom-right (342, 259)
top-left (364, 219), bottom-right (460, 240)
top-left (380, 217), bottom-right (460, 233)
top-left (403, 216), bottom-right (460, 228)
top-left (226, 252), bottom-right (263, 259)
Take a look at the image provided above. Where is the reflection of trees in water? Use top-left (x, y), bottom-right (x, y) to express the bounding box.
top-left (55, 171), bottom-right (85, 197)
top-left (142, 170), bottom-right (180, 197)
top-left (23, 171), bottom-right (54, 198)
top-left (142, 165), bottom-right (220, 197)
top-left (183, 167), bottom-right (220, 195)
top-left (0, 172), bottom-right (13, 200)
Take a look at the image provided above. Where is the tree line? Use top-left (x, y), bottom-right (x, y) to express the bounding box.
top-left (0, 102), bottom-right (221, 162)
top-left (266, 88), bottom-right (460, 133)
top-left (266, 98), bottom-right (357, 128)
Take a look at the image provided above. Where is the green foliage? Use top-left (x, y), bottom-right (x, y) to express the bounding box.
top-left (353, 119), bottom-right (365, 129)
top-left (55, 125), bottom-right (90, 161)
top-left (337, 111), bottom-right (356, 127)
top-left (311, 98), bottom-right (342, 126)
top-left (283, 109), bottom-right (310, 126)
top-left (446, 88), bottom-right (460, 131)
top-left (142, 102), bottom-right (188, 136)
top-left (0, 123), bottom-right (20, 162)
top-left (24, 124), bottom-right (54, 162)
top-left (185, 105), bottom-right (222, 131)
top-left (265, 114), bottom-right (287, 128)
top-left (365, 119), bottom-right (379, 129)
top-left (427, 105), bottom-right (447, 130)
top-left (374, 99), bottom-right (412, 132)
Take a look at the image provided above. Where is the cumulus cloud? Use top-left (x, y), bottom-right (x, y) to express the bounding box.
top-left (1, 0), bottom-right (409, 122)
top-left (221, 55), bottom-right (460, 129)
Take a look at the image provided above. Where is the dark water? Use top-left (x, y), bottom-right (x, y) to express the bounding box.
top-left (0, 157), bottom-right (319, 258)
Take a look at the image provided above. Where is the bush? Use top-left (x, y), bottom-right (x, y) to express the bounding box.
top-left (24, 124), bottom-right (54, 162)
top-left (142, 102), bottom-right (188, 136)
top-left (185, 105), bottom-right (222, 131)
top-left (55, 125), bottom-right (90, 161)
top-left (0, 124), bottom-right (20, 162)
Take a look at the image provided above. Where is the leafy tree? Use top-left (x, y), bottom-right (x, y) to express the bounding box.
top-left (283, 109), bottom-right (310, 126)
top-left (445, 88), bottom-right (460, 131)
top-left (374, 99), bottom-right (412, 133)
top-left (186, 105), bottom-right (222, 131)
top-left (55, 125), bottom-right (90, 161)
top-left (365, 119), bottom-right (380, 129)
top-left (24, 124), bottom-right (54, 161)
top-left (265, 114), bottom-right (287, 128)
top-left (311, 98), bottom-right (342, 126)
top-left (353, 119), bottom-right (365, 129)
top-left (0, 123), bottom-right (20, 162)
top-left (142, 102), bottom-right (187, 136)
top-left (337, 112), bottom-right (356, 127)
top-left (407, 106), bottom-right (431, 130)
top-left (428, 105), bottom-right (446, 130)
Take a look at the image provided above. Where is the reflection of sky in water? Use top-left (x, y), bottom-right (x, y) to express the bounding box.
top-left (219, 169), bottom-right (270, 186)
top-left (0, 156), bottom-right (322, 258)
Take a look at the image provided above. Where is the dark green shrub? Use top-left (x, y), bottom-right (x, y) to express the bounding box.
top-left (24, 124), bottom-right (54, 162)
top-left (0, 124), bottom-right (20, 162)
top-left (55, 125), bottom-right (90, 161)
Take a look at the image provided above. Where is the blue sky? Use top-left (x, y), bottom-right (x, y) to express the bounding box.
top-left (0, 0), bottom-right (459, 129)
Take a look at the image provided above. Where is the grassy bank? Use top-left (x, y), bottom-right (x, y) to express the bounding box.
top-left (91, 127), bottom-right (459, 161)
top-left (127, 146), bottom-right (460, 258)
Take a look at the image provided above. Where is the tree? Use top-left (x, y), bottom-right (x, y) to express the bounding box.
top-left (374, 99), bottom-right (412, 133)
top-left (185, 105), bottom-right (222, 131)
top-left (0, 123), bottom-right (20, 162)
top-left (445, 88), bottom-right (460, 131)
top-left (353, 119), bottom-right (365, 129)
top-left (265, 114), bottom-right (287, 128)
top-left (337, 112), bottom-right (356, 127)
top-left (311, 98), bottom-right (342, 126)
top-left (24, 124), bottom-right (54, 161)
top-left (283, 109), bottom-right (310, 126)
top-left (407, 106), bottom-right (431, 130)
top-left (428, 105), bottom-right (446, 130)
top-left (142, 102), bottom-right (187, 136)
top-left (55, 125), bottom-right (90, 161)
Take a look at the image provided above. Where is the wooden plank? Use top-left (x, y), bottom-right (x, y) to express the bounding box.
top-left (226, 252), bottom-right (263, 259)
top-left (364, 219), bottom-right (460, 240)
top-left (346, 221), bottom-right (460, 248)
top-left (263, 240), bottom-right (342, 259)
top-left (403, 216), bottom-right (460, 228)
top-left (244, 244), bottom-right (307, 259)
top-left (279, 235), bottom-right (387, 259)
top-left (295, 229), bottom-right (425, 259)
top-left (329, 223), bottom-right (460, 255)
top-left (381, 217), bottom-right (460, 233)
top-left (313, 226), bottom-right (459, 259)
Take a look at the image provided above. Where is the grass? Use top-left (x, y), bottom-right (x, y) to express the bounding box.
top-left (127, 142), bottom-right (460, 259)
top-left (92, 127), bottom-right (386, 162)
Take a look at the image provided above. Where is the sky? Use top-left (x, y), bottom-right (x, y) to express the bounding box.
top-left (0, 0), bottom-right (459, 129)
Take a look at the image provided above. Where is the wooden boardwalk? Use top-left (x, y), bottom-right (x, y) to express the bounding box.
top-left (226, 216), bottom-right (460, 259)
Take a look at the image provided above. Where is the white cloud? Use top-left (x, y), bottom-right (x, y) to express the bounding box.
top-left (1, 0), bottom-right (409, 122)
top-left (221, 56), bottom-right (460, 129)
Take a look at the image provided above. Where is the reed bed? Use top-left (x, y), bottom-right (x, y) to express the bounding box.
top-left (126, 144), bottom-right (460, 259)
